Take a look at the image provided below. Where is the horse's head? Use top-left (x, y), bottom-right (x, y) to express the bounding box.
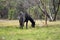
top-left (31, 21), bottom-right (35, 28)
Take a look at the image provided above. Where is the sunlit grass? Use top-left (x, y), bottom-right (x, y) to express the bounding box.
top-left (0, 25), bottom-right (60, 40)
top-left (0, 20), bottom-right (60, 27)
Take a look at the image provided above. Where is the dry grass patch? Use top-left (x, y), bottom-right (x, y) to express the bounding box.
top-left (0, 20), bottom-right (60, 27)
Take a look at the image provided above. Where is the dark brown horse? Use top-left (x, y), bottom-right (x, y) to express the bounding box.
top-left (18, 11), bottom-right (35, 29)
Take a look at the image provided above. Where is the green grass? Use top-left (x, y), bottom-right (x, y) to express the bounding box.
top-left (0, 20), bottom-right (60, 40)
top-left (0, 25), bottom-right (60, 40)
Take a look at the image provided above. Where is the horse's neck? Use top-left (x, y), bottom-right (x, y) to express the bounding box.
top-left (29, 17), bottom-right (35, 24)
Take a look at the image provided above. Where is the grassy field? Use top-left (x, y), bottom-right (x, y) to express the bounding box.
top-left (0, 20), bottom-right (60, 40)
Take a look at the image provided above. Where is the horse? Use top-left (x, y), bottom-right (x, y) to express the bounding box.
top-left (18, 11), bottom-right (35, 29)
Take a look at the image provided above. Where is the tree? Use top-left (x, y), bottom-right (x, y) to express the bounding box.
top-left (53, 0), bottom-right (60, 21)
top-left (49, 0), bottom-right (60, 21)
top-left (0, 0), bottom-right (8, 19)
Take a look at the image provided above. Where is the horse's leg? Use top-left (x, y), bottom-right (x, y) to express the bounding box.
top-left (26, 21), bottom-right (28, 29)
top-left (19, 21), bottom-right (24, 29)
top-left (22, 22), bottom-right (24, 29)
top-left (20, 23), bottom-right (23, 29)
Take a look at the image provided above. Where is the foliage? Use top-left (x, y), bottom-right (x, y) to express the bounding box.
top-left (8, 8), bottom-right (16, 20)
top-left (0, 0), bottom-right (60, 20)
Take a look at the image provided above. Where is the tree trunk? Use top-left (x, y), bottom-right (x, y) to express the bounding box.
top-left (53, 0), bottom-right (60, 21)
top-left (53, 13), bottom-right (57, 21)
top-left (38, 0), bottom-right (53, 21)
top-left (45, 15), bottom-right (47, 25)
